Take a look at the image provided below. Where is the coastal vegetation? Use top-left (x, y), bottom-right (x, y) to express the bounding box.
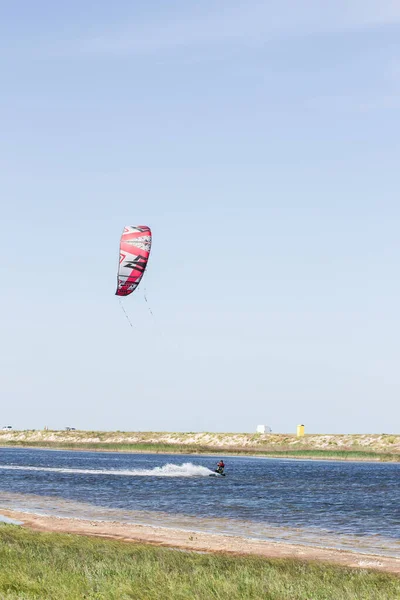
top-left (0, 524), bottom-right (399, 600)
top-left (0, 430), bottom-right (399, 461)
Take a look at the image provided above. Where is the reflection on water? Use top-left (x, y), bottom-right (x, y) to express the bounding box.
top-left (0, 448), bottom-right (399, 558)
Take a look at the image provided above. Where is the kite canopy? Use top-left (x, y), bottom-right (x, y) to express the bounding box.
top-left (115, 225), bottom-right (152, 297)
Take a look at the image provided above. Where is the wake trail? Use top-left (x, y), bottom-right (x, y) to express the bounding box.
top-left (0, 462), bottom-right (213, 478)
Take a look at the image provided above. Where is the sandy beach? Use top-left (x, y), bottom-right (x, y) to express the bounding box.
top-left (1, 509), bottom-right (399, 575)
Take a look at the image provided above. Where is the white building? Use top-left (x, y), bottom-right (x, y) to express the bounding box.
top-left (256, 425), bottom-right (272, 434)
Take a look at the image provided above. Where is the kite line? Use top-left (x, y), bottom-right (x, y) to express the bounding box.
top-left (118, 297), bottom-right (134, 328)
top-left (143, 288), bottom-right (154, 318)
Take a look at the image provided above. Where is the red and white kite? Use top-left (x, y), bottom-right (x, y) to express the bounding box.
top-left (115, 226), bottom-right (152, 297)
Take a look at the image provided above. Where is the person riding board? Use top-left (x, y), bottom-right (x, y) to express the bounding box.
top-left (216, 460), bottom-right (225, 474)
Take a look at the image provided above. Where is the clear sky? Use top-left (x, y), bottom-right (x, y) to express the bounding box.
top-left (1, 1), bottom-right (399, 434)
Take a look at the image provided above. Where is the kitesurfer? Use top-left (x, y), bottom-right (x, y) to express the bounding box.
top-left (216, 460), bottom-right (225, 474)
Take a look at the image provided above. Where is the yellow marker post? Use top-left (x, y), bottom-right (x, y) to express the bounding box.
top-left (297, 424), bottom-right (305, 437)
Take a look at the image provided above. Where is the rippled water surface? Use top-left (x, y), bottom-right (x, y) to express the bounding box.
top-left (0, 448), bottom-right (398, 556)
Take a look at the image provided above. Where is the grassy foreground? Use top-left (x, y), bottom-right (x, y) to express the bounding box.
top-left (0, 526), bottom-right (399, 600)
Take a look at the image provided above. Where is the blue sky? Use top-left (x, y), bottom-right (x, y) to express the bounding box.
top-left (1, 1), bottom-right (399, 433)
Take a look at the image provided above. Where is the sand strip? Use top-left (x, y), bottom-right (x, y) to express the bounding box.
top-left (1, 509), bottom-right (399, 574)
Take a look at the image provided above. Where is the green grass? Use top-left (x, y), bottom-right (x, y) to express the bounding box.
top-left (0, 440), bottom-right (399, 461)
top-left (0, 525), bottom-right (399, 600)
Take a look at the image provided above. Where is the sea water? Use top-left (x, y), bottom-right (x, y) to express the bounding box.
top-left (0, 448), bottom-right (398, 557)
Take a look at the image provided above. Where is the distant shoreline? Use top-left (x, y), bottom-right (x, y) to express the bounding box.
top-left (0, 443), bottom-right (399, 462)
top-left (0, 431), bottom-right (399, 462)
